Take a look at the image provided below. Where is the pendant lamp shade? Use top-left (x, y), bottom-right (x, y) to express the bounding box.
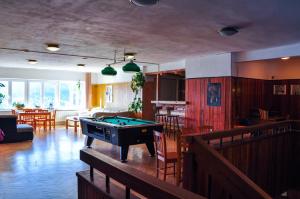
top-left (122, 60), bottom-right (141, 73)
top-left (101, 65), bottom-right (117, 76)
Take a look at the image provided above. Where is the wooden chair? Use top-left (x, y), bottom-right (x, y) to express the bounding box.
top-left (49, 110), bottom-right (56, 130)
top-left (153, 130), bottom-right (177, 181)
top-left (23, 109), bottom-right (35, 113)
top-left (35, 112), bottom-right (50, 131)
top-left (19, 113), bottom-right (36, 130)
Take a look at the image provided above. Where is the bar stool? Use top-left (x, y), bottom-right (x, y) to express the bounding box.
top-left (155, 106), bottom-right (168, 132)
top-left (166, 115), bottom-right (180, 140)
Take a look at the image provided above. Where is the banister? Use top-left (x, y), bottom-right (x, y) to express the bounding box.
top-left (191, 136), bottom-right (272, 199)
top-left (199, 120), bottom-right (298, 141)
top-left (79, 148), bottom-right (206, 199)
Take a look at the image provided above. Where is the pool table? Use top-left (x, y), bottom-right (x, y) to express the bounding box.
top-left (80, 116), bottom-right (163, 162)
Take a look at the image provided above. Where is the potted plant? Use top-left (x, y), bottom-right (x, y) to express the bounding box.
top-left (12, 102), bottom-right (25, 110)
top-left (0, 83), bottom-right (5, 106)
top-left (128, 72), bottom-right (145, 118)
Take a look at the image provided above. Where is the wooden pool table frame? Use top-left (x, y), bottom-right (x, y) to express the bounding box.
top-left (80, 117), bottom-right (163, 162)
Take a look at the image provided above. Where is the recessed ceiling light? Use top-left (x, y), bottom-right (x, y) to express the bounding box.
top-left (28, 59), bottom-right (38, 64)
top-left (77, 64), bottom-right (85, 67)
top-left (82, 57), bottom-right (88, 60)
top-left (281, 57), bottom-right (290, 60)
top-left (124, 52), bottom-right (136, 60)
top-left (46, 43), bottom-right (60, 52)
top-left (219, 26), bottom-right (239, 36)
top-left (130, 0), bottom-right (159, 6)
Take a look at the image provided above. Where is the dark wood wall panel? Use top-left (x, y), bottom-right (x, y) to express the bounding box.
top-left (185, 77), bottom-right (232, 131)
top-left (142, 79), bottom-right (156, 121)
top-left (266, 79), bottom-right (300, 119)
top-left (218, 132), bottom-right (299, 197)
top-left (231, 77), bottom-right (266, 123)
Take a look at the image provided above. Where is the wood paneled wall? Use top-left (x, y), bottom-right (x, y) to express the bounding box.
top-left (185, 77), bottom-right (300, 130)
top-left (142, 79), bottom-right (156, 121)
top-left (265, 79), bottom-right (300, 119)
top-left (185, 77), bottom-right (232, 131)
top-left (231, 77), bottom-right (266, 123)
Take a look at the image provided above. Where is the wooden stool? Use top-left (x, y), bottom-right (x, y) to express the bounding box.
top-left (166, 106), bottom-right (174, 116)
top-left (155, 114), bottom-right (167, 133)
top-left (155, 106), bottom-right (163, 114)
top-left (66, 116), bottom-right (80, 133)
top-left (166, 115), bottom-right (180, 140)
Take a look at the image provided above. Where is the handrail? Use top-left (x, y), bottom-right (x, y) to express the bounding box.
top-left (79, 148), bottom-right (206, 199)
top-left (183, 120), bottom-right (300, 198)
top-left (200, 120), bottom-right (295, 140)
top-left (185, 136), bottom-right (272, 199)
top-left (195, 120), bottom-right (300, 148)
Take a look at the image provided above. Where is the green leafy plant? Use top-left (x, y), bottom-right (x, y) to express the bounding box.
top-left (0, 83), bottom-right (5, 105)
top-left (12, 102), bottom-right (25, 109)
top-left (129, 72), bottom-right (145, 113)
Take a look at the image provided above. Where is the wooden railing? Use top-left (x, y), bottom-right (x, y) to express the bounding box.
top-left (183, 120), bottom-right (300, 199)
top-left (77, 148), bottom-right (206, 199)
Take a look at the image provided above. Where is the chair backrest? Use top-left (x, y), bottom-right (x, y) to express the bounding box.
top-left (11, 109), bottom-right (16, 115)
top-left (153, 130), bottom-right (167, 158)
top-left (51, 110), bottom-right (57, 119)
top-left (19, 113), bottom-right (35, 121)
top-left (23, 109), bottom-right (35, 113)
top-left (37, 109), bottom-right (48, 113)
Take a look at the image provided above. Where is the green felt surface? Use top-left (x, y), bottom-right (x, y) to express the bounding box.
top-left (101, 116), bottom-right (154, 126)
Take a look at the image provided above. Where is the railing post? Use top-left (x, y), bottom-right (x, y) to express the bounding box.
top-left (106, 175), bottom-right (110, 193)
top-left (182, 151), bottom-right (196, 192)
top-left (125, 186), bottom-right (130, 199)
top-left (90, 166), bottom-right (94, 181)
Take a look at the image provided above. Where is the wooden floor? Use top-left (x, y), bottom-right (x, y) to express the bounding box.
top-left (0, 126), bottom-right (177, 199)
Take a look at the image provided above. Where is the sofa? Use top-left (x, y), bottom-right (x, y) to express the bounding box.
top-left (0, 115), bottom-right (34, 143)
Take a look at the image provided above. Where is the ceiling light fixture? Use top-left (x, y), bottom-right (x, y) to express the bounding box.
top-left (101, 50), bottom-right (118, 76)
top-left (281, 57), bottom-right (290, 60)
top-left (77, 64), bottom-right (85, 67)
top-left (219, 26), bottom-right (239, 36)
top-left (46, 43), bottom-right (60, 52)
top-left (122, 60), bottom-right (141, 73)
top-left (130, 0), bottom-right (159, 6)
top-left (28, 59), bottom-right (38, 64)
top-left (124, 52), bottom-right (136, 60)
top-left (101, 65), bottom-right (117, 76)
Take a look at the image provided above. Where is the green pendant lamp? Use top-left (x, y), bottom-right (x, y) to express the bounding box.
top-left (122, 60), bottom-right (141, 73)
top-left (101, 65), bottom-right (117, 76)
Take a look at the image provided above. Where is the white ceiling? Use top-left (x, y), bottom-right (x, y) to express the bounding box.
top-left (0, 0), bottom-right (300, 72)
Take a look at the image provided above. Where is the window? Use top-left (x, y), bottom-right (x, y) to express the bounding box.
top-left (11, 81), bottom-right (25, 104)
top-left (0, 79), bottom-right (85, 109)
top-left (0, 81), bottom-right (9, 108)
top-left (44, 81), bottom-right (57, 108)
top-left (28, 81), bottom-right (42, 107)
top-left (59, 82), bottom-right (72, 107)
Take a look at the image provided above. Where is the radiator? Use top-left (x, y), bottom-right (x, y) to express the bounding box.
top-left (55, 110), bottom-right (79, 123)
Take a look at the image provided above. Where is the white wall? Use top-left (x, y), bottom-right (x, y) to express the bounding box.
top-left (0, 67), bottom-right (85, 81)
top-left (143, 60), bottom-right (185, 73)
top-left (234, 42), bottom-right (300, 62)
top-left (92, 67), bottom-right (136, 84)
top-left (237, 59), bottom-right (300, 80)
top-left (185, 53), bottom-right (233, 78)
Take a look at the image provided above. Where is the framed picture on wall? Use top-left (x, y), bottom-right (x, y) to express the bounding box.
top-left (207, 83), bottom-right (221, 106)
top-left (105, 85), bottom-right (113, 103)
top-left (273, 85), bottom-right (286, 95)
top-left (290, 84), bottom-right (300, 95)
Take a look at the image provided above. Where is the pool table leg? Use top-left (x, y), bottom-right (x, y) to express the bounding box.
top-left (146, 141), bottom-right (155, 157)
top-left (86, 136), bottom-right (94, 148)
top-left (120, 145), bottom-right (129, 163)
